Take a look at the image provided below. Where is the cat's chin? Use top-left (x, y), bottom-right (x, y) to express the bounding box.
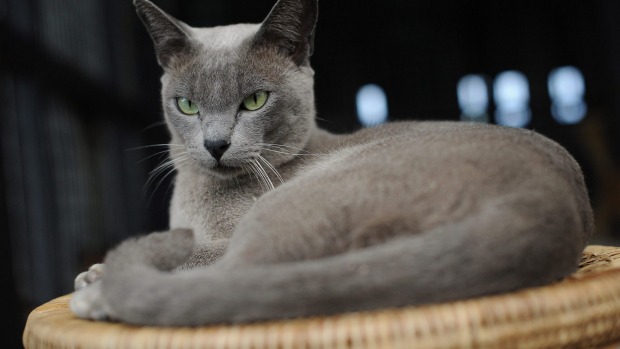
top-left (205, 163), bottom-right (246, 178)
top-left (184, 157), bottom-right (246, 179)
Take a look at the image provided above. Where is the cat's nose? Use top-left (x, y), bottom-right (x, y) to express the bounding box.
top-left (204, 139), bottom-right (231, 161)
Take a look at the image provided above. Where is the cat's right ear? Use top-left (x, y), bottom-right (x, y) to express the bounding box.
top-left (133, 0), bottom-right (194, 70)
top-left (254, 0), bottom-right (319, 66)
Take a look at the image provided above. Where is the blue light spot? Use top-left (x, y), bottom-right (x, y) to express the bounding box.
top-left (457, 74), bottom-right (489, 122)
top-left (493, 71), bottom-right (531, 128)
top-left (548, 66), bottom-right (587, 125)
top-left (356, 84), bottom-right (388, 127)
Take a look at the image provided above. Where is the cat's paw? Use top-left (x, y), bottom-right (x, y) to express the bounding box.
top-left (70, 281), bottom-right (115, 321)
top-left (74, 263), bottom-right (105, 291)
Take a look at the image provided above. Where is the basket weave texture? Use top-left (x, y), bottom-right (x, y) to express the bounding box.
top-left (23, 245), bottom-right (620, 349)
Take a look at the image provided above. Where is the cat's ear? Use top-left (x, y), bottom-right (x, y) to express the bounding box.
top-left (254, 0), bottom-right (319, 66)
top-left (134, 0), bottom-right (194, 69)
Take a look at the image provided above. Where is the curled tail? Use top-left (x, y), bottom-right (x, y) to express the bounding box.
top-left (91, 200), bottom-right (588, 326)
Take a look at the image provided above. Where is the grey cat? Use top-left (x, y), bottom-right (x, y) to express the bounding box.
top-left (70, 0), bottom-right (594, 326)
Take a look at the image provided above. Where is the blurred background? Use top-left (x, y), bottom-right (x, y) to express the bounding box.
top-left (2, 0), bottom-right (619, 347)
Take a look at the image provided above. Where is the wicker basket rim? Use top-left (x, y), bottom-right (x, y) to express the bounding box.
top-left (23, 245), bottom-right (620, 349)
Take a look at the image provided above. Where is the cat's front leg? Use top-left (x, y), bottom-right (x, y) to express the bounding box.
top-left (73, 263), bottom-right (109, 319)
top-left (70, 280), bottom-right (117, 321)
top-left (174, 239), bottom-right (229, 270)
top-left (71, 229), bottom-right (196, 321)
top-left (74, 263), bottom-right (105, 291)
top-left (73, 228), bottom-right (201, 291)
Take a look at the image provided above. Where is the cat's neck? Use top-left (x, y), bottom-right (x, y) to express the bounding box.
top-left (302, 126), bottom-right (343, 156)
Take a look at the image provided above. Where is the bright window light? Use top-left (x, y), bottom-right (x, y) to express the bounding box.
top-left (457, 74), bottom-right (489, 122)
top-left (548, 66), bottom-right (587, 125)
top-left (493, 70), bottom-right (531, 128)
top-left (356, 84), bottom-right (388, 127)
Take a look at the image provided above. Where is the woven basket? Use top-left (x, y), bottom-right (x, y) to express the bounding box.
top-left (23, 245), bottom-right (620, 349)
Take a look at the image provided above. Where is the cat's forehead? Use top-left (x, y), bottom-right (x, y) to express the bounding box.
top-left (161, 22), bottom-right (294, 108)
top-left (184, 23), bottom-right (277, 74)
top-left (189, 24), bottom-right (260, 51)
top-left (169, 22), bottom-right (291, 85)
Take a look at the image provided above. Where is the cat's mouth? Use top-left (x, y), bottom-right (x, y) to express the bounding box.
top-left (212, 163), bottom-right (241, 174)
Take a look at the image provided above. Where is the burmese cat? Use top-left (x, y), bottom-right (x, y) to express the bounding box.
top-left (70, 0), bottom-right (594, 326)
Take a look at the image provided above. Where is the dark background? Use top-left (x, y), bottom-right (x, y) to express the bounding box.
top-left (2, 0), bottom-right (620, 347)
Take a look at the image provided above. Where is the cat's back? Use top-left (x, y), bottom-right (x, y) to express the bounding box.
top-left (338, 120), bottom-right (554, 150)
top-left (288, 120), bottom-right (586, 203)
top-left (325, 120), bottom-right (577, 175)
top-left (294, 120), bottom-right (591, 231)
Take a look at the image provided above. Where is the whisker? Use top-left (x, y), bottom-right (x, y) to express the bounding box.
top-left (139, 120), bottom-right (168, 132)
top-left (137, 149), bottom-right (172, 164)
top-left (258, 155), bottom-right (284, 184)
top-left (259, 148), bottom-right (314, 166)
top-left (248, 162), bottom-right (267, 192)
top-left (258, 143), bottom-right (325, 157)
top-left (148, 157), bottom-right (176, 177)
top-left (259, 148), bottom-right (294, 155)
top-left (261, 161), bottom-right (276, 191)
top-left (144, 161), bottom-right (173, 188)
top-left (148, 165), bottom-right (178, 206)
top-left (163, 157), bottom-right (192, 204)
top-left (126, 143), bottom-right (185, 152)
top-left (240, 164), bottom-right (256, 188)
top-left (232, 168), bottom-right (242, 190)
top-left (253, 160), bottom-right (273, 191)
top-left (143, 154), bottom-right (188, 197)
top-left (146, 155), bottom-right (190, 206)
top-left (258, 142), bottom-right (325, 155)
top-left (253, 161), bottom-right (270, 192)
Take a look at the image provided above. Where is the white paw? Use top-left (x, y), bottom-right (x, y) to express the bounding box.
top-left (70, 281), bottom-right (115, 321)
top-left (74, 263), bottom-right (105, 291)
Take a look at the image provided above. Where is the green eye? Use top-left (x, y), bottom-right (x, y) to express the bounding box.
top-left (176, 97), bottom-right (199, 115)
top-left (242, 90), bottom-right (269, 111)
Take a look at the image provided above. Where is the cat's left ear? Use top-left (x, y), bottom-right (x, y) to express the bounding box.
top-left (254, 0), bottom-right (319, 66)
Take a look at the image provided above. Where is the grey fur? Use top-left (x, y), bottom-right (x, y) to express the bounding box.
top-left (70, 0), bottom-right (594, 326)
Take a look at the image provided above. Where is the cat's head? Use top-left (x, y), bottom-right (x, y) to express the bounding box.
top-left (134, 0), bottom-right (318, 178)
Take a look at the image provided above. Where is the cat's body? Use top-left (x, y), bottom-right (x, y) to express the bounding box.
top-left (70, 0), bottom-right (594, 326)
